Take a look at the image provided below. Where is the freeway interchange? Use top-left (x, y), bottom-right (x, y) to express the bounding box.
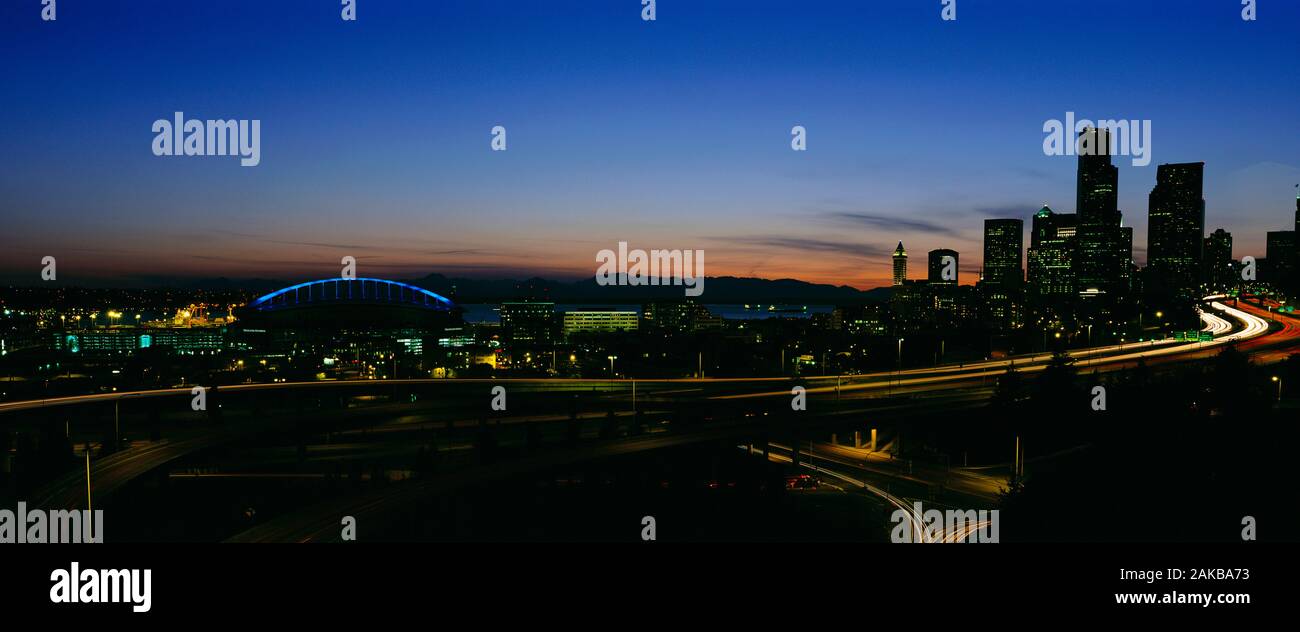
top-left (2, 295), bottom-right (1296, 542)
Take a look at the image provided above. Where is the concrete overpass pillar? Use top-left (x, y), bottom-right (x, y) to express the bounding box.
top-left (871, 428), bottom-right (878, 452)
top-left (853, 430), bottom-right (862, 448)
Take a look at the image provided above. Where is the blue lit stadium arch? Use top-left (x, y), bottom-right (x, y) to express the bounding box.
top-left (248, 278), bottom-right (454, 313)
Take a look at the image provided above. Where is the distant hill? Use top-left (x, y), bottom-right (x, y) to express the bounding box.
top-left (408, 273), bottom-right (892, 304)
top-left (3, 273), bottom-right (894, 305)
top-left (181, 277), bottom-right (289, 294)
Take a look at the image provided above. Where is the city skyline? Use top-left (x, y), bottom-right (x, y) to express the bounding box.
top-left (2, 0), bottom-right (1299, 289)
top-left (7, 1), bottom-right (1300, 613)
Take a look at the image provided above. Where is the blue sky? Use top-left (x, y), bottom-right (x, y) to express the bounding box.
top-left (1, 0), bottom-right (1297, 287)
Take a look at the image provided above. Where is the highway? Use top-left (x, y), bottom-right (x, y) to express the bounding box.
top-left (753, 440), bottom-right (1004, 543)
top-left (1, 294), bottom-right (1281, 413)
top-left (715, 296), bottom-right (1274, 402)
top-left (5, 294), bottom-right (1297, 540)
top-left (1, 295), bottom-right (1275, 415)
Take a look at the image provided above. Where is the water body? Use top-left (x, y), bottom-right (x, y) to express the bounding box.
top-left (458, 304), bottom-right (833, 324)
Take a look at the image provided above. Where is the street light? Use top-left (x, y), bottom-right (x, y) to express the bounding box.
top-left (893, 338), bottom-right (904, 395)
top-left (607, 355), bottom-right (617, 382)
top-left (1273, 376), bottom-right (1282, 402)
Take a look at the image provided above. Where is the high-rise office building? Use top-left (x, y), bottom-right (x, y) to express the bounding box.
top-left (1262, 191), bottom-right (1300, 288)
top-left (1146, 162), bottom-right (1206, 294)
top-left (980, 219), bottom-right (1024, 330)
top-left (927, 249), bottom-right (959, 286)
top-left (1266, 230), bottom-right (1296, 285)
top-left (641, 299), bottom-right (722, 334)
top-left (1074, 127), bottom-right (1131, 297)
top-left (499, 301), bottom-right (556, 346)
top-left (892, 241), bottom-right (908, 286)
top-left (1203, 228), bottom-right (1234, 287)
top-left (982, 219), bottom-right (1023, 286)
top-left (1027, 205), bottom-right (1078, 300)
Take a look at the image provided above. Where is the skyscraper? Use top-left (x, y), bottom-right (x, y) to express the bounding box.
top-left (1146, 162), bottom-right (1206, 295)
top-left (1075, 127), bottom-right (1130, 297)
top-left (1266, 230), bottom-right (1296, 286)
top-left (927, 249), bottom-right (959, 286)
top-left (1262, 190), bottom-right (1300, 289)
top-left (892, 241), bottom-right (908, 286)
top-left (499, 301), bottom-right (556, 346)
top-left (980, 219), bottom-right (1023, 330)
top-left (982, 219), bottom-right (1023, 286)
top-left (1203, 228), bottom-right (1233, 288)
top-left (1027, 205), bottom-right (1077, 300)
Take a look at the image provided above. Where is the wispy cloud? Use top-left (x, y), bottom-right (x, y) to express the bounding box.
top-left (968, 204), bottom-right (1042, 221)
top-left (711, 235), bottom-right (890, 259)
top-left (820, 212), bottom-right (963, 237)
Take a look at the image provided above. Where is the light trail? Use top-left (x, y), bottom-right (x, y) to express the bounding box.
top-left (0, 296), bottom-right (1283, 415)
top-left (1198, 307), bottom-right (1232, 336)
top-left (747, 443), bottom-right (995, 543)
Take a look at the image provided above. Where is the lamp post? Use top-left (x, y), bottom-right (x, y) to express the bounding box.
top-left (607, 355), bottom-right (617, 385)
top-left (893, 338), bottom-right (904, 395)
top-left (1273, 376), bottom-right (1282, 402)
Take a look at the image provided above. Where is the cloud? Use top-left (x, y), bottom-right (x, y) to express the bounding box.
top-left (820, 212), bottom-right (963, 237)
top-left (710, 235), bottom-right (891, 259)
top-left (969, 204), bottom-right (1041, 221)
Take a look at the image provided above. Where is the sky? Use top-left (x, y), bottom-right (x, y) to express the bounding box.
top-left (1, 0), bottom-right (1298, 289)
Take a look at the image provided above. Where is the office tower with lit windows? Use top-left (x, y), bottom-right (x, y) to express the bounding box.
top-left (892, 241), bottom-right (908, 286)
top-left (1075, 127), bottom-right (1131, 298)
top-left (1027, 205), bottom-right (1078, 300)
top-left (1146, 162), bottom-right (1206, 295)
top-left (1203, 228), bottom-right (1234, 288)
top-left (499, 301), bottom-right (556, 346)
top-left (980, 218), bottom-right (1024, 329)
top-left (1267, 231), bottom-right (1296, 286)
top-left (982, 219), bottom-right (1023, 286)
top-left (1259, 191), bottom-right (1299, 289)
top-left (927, 249), bottom-right (959, 286)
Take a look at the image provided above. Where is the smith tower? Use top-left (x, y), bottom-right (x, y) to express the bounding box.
top-left (892, 242), bottom-right (908, 286)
